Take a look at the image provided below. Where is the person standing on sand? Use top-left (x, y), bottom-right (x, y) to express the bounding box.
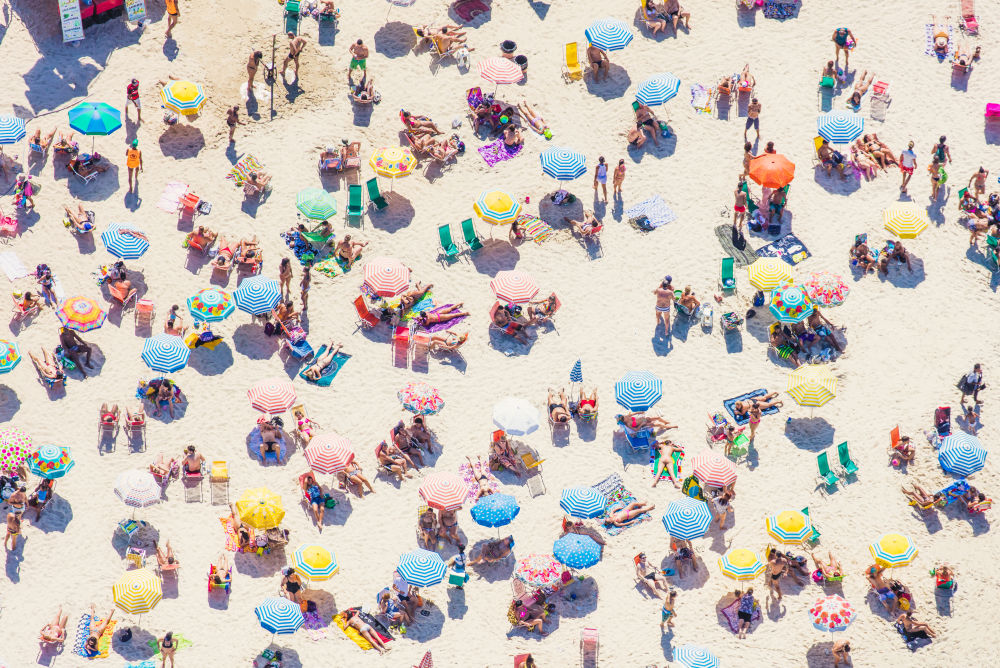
top-left (349, 39), bottom-right (369, 83)
top-left (165, 0), bottom-right (179, 39)
top-left (226, 106), bottom-right (246, 143)
top-left (593, 156), bottom-right (608, 202)
top-left (733, 179), bottom-right (748, 232)
top-left (653, 276), bottom-right (675, 333)
top-left (282, 33), bottom-right (308, 80)
top-left (126, 79), bottom-right (141, 123)
top-left (832, 27), bottom-right (856, 69)
top-left (745, 98), bottom-right (761, 142)
top-left (5, 511), bottom-right (21, 550)
top-left (832, 640), bottom-right (852, 667)
top-left (612, 158), bottom-right (626, 197)
top-left (247, 51), bottom-right (263, 90)
top-left (969, 166), bottom-right (989, 199)
top-left (899, 141), bottom-right (916, 193)
top-left (960, 363), bottom-right (985, 407)
top-left (125, 139), bottom-right (142, 192)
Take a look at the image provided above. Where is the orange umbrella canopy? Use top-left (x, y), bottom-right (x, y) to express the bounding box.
top-left (748, 153), bottom-right (796, 188)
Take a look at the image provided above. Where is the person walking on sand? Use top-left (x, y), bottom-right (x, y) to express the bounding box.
top-left (282, 33), bottom-right (308, 80)
top-left (612, 158), bottom-right (626, 197)
top-left (126, 79), bottom-right (142, 123)
top-left (660, 590), bottom-right (678, 631)
top-left (125, 139), bottom-right (142, 192)
top-left (593, 156), bottom-right (608, 202)
top-left (165, 0), bottom-right (179, 38)
top-left (744, 97), bottom-right (761, 142)
top-left (349, 39), bottom-right (369, 83)
top-left (653, 276), bottom-right (675, 333)
top-left (960, 363), bottom-right (985, 406)
top-left (226, 106), bottom-right (246, 143)
top-left (247, 50), bottom-right (263, 90)
top-left (300, 267), bottom-right (311, 311)
top-left (5, 511), bottom-right (21, 550)
top-left (932, 135), bottom-right (951, 164)
top-left (832, 27), bottom-right (856, 69)
top-left (969, 166), bottom-right (989, 199)
top-left (899, 141), bottom-right (916, 193)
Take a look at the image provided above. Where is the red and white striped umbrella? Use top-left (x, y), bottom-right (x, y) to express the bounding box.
top-left (362, 257), bottom-right (410, 297)
top-left (690, 450), bottom-right (738, 487)
top-left (304, 433), bottom-right (355, 474)
top-left (419, 472), bottom-right (468, 511)
top-left (477, 57), bottom-right (525, 86)
top-left (489, 270), bottom-right (538, 304)
top-left (247, 378), bottom-right (297, 415)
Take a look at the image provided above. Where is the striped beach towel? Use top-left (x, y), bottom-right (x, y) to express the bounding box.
top-left (593, 472), bottom-right (651, 536)
top-left (516, 213), bottom-right (553, 244)
top-left (226, 155), bottom-right (263, 186)
top-left (72, 614), bottom-right (116, 658)
top-left (219, 516), bottom-right (240, 551)
top-left (924, 24), bottom-right (955, 57)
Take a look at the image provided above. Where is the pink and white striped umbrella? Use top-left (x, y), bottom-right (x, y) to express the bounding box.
top-left (477, 57), bottom-right (525, 86)
top-left (690, 450), bottom-right (738, 487)
top-left (419, 472), bottom-right (468, 511)
top-left (490, 270), bottom-right (538, 304)
top-left (247, 378), bottom-right (297, 415)
top-left (362, 257), bottom-right (410, 297)
top-left (113, 469), bottom-right (161, 508)
top-left (304, 434), bottom-right (355, 474)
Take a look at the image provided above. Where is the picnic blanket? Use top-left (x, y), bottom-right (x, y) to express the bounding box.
top-left (516, 213), bottom-right (553, 244)
top-left (896, 622), bottom-right (933, 650)
top-left (72, 614), bottom-right (116, 658)
top-left (453, 0), bottom-right (490, 22)
top-left (478, 138), bottom-right (523, 167)
top-left (762, 1), bottom-right (797, 20)
top-left (156, 181), bottom-right (188, 213)
top-left (219, 516), bottom-right (240, 551)
top-left (147, 634), bottom-right (193, 657)
top-left (924, 24), bottom-right (955, 58)
top-left (690, 84), bottom-right (712, 115)
top-left (420, 303), bottom-right (469, 333)
top-left (719, 597), bottom-right (761, 633)
top-left (226, 155), bottom-right (263, 187)
top-left (714, 224), bottom-right (758, 268)
top-left (459, 461), bottom-right (501, 501)
top-left (298, 346), bottom-right (350, 387)
top-left (0, 251), bottom-right (30, 281)
top-left (593, 472), bottom-right (650, 536)
top-left (303, 610), bottom-right (329, 641)
top-left (650, 447), bottom-right (684, 482)
top-left (125, 662), bottom-right (157, 668)
top-left (724, 389), bottom-right (780, 426)
top-left (333, 608), bottom-right (392, 650)
top-left (312, 257), bottom-right (351, 280)
top-left (279, 230), bottom-right (319, 266)
top-left (755, 233), bottom-right (811, 265)
top-left (625, 196), bottom-right (677, 229)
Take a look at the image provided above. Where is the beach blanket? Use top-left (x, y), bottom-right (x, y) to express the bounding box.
top-left (724, 389), bottom-right (780, 426)
top-left (478, 139), bottom-right (523, 167)
top-left (755, 233), bottom-right (811, 265)
top-left (147, 634), bottom-right (192, 657)
top-left (896, 622), bottom-right (933, 650)
top-left (156, 181), bottom-right (188, 213)
top-left (298, 346), bottom-right (350, 387)
top-left (453, 0), bottom-right (489, 22)
top-left (312, 257), bottom-right (350, 280)
top-left (72, 614), bottom-right (116, 658)
top-left (593, 473), bottom-right (650, 536)
top-left (516, 213), bottom-right (553, 244)
top-left (924, 24), bottom-right (955, 58)
top-left (219, 516), bottom-right (240, 551)
top-left (279, 230), bottom-right (319, 266)
top-left (650, 447), bottom-right (684, 482)
top-left (248, 427), bottom-right (287, 463)
top-left (459, 462), bottom-right (501, 501)
top-left (333, 608), bottom-right (392, 650)
top-left (303, 610), bottom-right (329, 641)
top-left (125, 662), bottom-right (157, 668)
top-left (420, 303), bottom-right (469, 333)
top-left (625, 196), bottom-right (677, 229)
top-left (0, 251), bottom-right (29, 281)
top-left (690, 84), bottom-right (712, 115)
top-left (226, 155), bottom-right (263, 187)
top-left (713, 224), bottom-right (758, 268)
top-left (719, 598), bottom-right (761, 633)
top-left (762, 1), bottom-right (797, 20)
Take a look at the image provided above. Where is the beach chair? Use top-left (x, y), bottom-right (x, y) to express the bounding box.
top-left (299, 224), bottom-right (336, 249)
top-left (124, 411), bottom-right (146, 450)
top-left (183, 461), bottom-right (205, 502)
top-left (346, 184), bottom-right (364, 225)
top-left (70, 162), bottom-right (98, 184)
top-left (580, 628), bottom-right (599, 668)
top-left (116, 518), bottom-right (147, 545)
top-left (278, 318), bottom-right (314, 361)
top-left (836, 441), bottom-right (858, 478)
top-left (208, 565), bottom-right (232, 593)
top-left (801, 507), bottom-right (821, 544)
top-left (935, 406), bottom-right (951, 438)
top-left (810, 136), bottom-right (826, 167)
top-left (284, 0), bottom-right (300, 35)
top-left (99, 408), bottom-right (119, 444)
top-left (343, 142), bottom-right (361, 171)
top-left (562, 42), bottom-right (583, 82)
top-left (719, 257), bottom-right (736, 294)
top-left (437, 224), bottom-right (461, 263)
top-left (816, 451), bottom-right (839, 489)
top-left (178, 191), bottom-right (200, 223)
top-left (739, 179), bottom-right (759, 215)
top-left (515, 442), bottom-right (546, 497)
top-left (960, 0), bottom-right (978, 35)
top-left (392, 326), bottom-right (410, 368)
top-left (210, 461), bottom-right (229, 505)
top-left (108, 282), bottom-right (138, 312)
top-left (366, 178), bottom-right (388, 211)
top-left (133, 298), bottom-right (155, 329)
top-left (767, 323), bottom-right (796, 365)
top-left (11, 294), bottom-right (40, 322)
top-left (460, 218), bottom-right (484, 252)
top-left (125, 546), bottom-right (146, 569)
top-left (985, 235), bottom-right (999, 271)
top-left (411, 330), bottom-right (430, 367)
top-left (353, 295), bottom-right (380, 330)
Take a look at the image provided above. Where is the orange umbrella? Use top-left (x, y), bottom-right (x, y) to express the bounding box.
top-left (749, 153), bottom-right (796, 188)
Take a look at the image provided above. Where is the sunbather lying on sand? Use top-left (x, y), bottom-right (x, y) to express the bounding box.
top-left (63, 203), bottom-right (94, 233)
top-left (32, 349), bottom-right (67, 380)
top-left (418, 304), bottom-right (468, 327)
top-left (468, 535), bottom-right (515, 564)
top-left (604, 501), bottom-right (655, 527)
top-left (351, 74), bottom-right (376, 104)
top-left (84, 606), bottom-right (115, 654)
top-left (901, 483), bottom-right (942, 507)
top-left (847, 70), bottom-right (875, 109)
top-left (344, 609), bottom-right (389, 654)
top-left (466, 455), bottom-right (497, 499)
top-left (652, 440), bottom-right (683, 488)
top-left (564, 212), bottom-right (602, 237)
top-left (429, 330), bottom-right (468, 352)
top-left (733, 393), bottom-right (782, 416)
top-left (397, 282), bottom-right (431, 310)
top-left (303, 341), bottom-right (344, 380)
top-left (338, 461), bottom-right (375, 496)
top-left (517, 101), bottom-right (548, 135)
top-left (811, 551), bottom-right (843, 580)
top-left (931, 15), bottom-right (950, 56)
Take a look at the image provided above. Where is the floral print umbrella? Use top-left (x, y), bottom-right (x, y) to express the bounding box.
top-left (769, 284), bottom-right (814, 324)
top-left (398, 381), bottom-right (445, 415)
top-left (803, 272), bottom-right (850, 307)
top-left (810, 594), bottom-right (855, 632)
top-left (514, 554), bottom-right (564, 588)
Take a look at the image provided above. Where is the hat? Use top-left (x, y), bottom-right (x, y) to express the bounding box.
top-left (131, 139), bottom-right (138, 148)
top-left (663, 275), bottom-right (672, 283)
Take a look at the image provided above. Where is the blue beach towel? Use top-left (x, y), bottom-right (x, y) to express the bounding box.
top-left (298, 346), bottom-right (351, 387)
top-left (724, 389), bottom-right (780, 425)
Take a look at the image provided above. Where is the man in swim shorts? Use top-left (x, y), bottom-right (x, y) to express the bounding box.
top-left (653, 276), bottom-right (675, 333)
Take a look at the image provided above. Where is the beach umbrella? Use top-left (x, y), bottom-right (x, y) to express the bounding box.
top-left (769, 283), bottom-right (814, 324)
top-left (883, 205), bottom-right (929, 239)
top-left (747, 257), bottom-right (794, 291)
top-left (292, 544), bottom-right (339, 581)
top-left (398, 381), bottom-right (444, 415)
top-left (236, 487), bottom-right (285, 530)
top-left (553, 533), bottom-right (602, 569)
top-left (255, 597), bottom-right (304, 635)
top-left (419, 473), bottom-right (468, 511)
top-left (787, 364), bottom-right (838, 408)
top-left (539, 146), bottom-right (586, 181)
top-left (748, 153), bottom-right (795, 188)
top-left (584, 17), bottom-right (633, 51)
top-left (492, 397), bottom-right (540, 435)
top-left (141, 334), bottom-right (189, 373)
top-left (247, 378), bottom-right (296, 414)
top-left (0, 116), bottom-right (26, 144)
top-left (303, 434), bottom-right (355, 474)
top-left (810, 594), bottom-right (855, 632)
top-left (114, 469), bottom-right (161, 508)
top-left (869, 533), bottom-right (917, 568)
top-left (559, 487), bottom-right (608, 519)
top-left (397, 549), bottom-right (448, 587)
top-left (718, 548), bottom-right (765, 581)
top-left (817, 111), bottom-right (864, 143)
top-left (490, 270), bottom-right (538, 304)
top-left (384, 0), bottom-right (416, 19)
top-left (614, 370), bottom-right (663, 412)
top-left (295, 187), bottom-right (338, 221)
top-left (938, 434), bottom-right (987, 477)
top-left (56, 296), bottom-right (107, 332)
top-left (0, 339), bottom-right (21, 374)
top-left (470, 493), bottom-right (520, 529)
top-left (803, 271), bottom-right (850, 307)
top-left (674, 645), bottom-right (720, 668)
top-left (27, 444), bottom-right (74, 479)
top-left (635, 73), bottom-right (681, 106)
top-left (362, 257), bottom-right (410, 297)
top-left (370, 146), bottom-right (417, 189)
top-left (67, 102), bottom-right (121, 152)
top-left (233, 276), bottom-right (281, 316)
top-left (766, 510), bottom-right (811, 544)
top-left (113, 569), bottom-right (161, 616)
top-left (514, 554), bottom-right (564, 588)
top-left (476, 57), bottom-right (524, 88)
top-left (570, 359), bottom-right (583, 383)
top-left (0, 427), bottom-right (31, 475)
top-left (474, 190), bottom-right (522, 226)
top-left (187, 287), bottom-right (234, 322)
top-left (691, 451), bottom-right (738, 487)
top-left (159, 80), bottom-right (206, 116)
top-left (661, 497), bottom-right (713, 540)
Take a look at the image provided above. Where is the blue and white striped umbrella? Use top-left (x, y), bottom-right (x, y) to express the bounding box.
top-left (614, 370), bottom-right (663, 411)
top-left (398, 549), bottom-right (448, 587)
top-left (675, 645), bottom-right (720, 668)
top-left (539, 147), bottom-right (586, 181)
top-left (0, 116), bottom-right (26, 145)
top-left (635, 73), bottom-right (682, 106)
top-left (234, 276), bottom-right (281, 316)
top-left (553, 533), bottom-right (602, 569)
top-left (559, 487), bottom-right (607, 519)
top-left (939, 434), bottom-right (987, 477)
top-left (101, 222), bottom-right (149, 259)
top-left (817, 111), bottom-right (864, 144)
top-left (661, 497), bottom-right (713, 540)
top-left (141, 334), bottom-right (190, 373)
top-left (569, 359), bottom-right (583, 383)
top-left (470, 493), bottom-right (520, 528)
top-left (584, 17), bottom-right (633, 51)
top-left (255, 596), bottom-right (304, 635)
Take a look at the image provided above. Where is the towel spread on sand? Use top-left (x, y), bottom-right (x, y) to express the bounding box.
top-left (0, 251), bottom-right (29, 281)
top-left (713, 224), bottom-right (758, 268)
top-left (303, 610), bottom-right (329, 641)
top-left (298, 346), bottom-right (351, 387)
top-left (72, 614), bottom-right (116, 658)
top-left (333, 608), bottom-right (392, 650)
top-left (625, 196), bottom-right (676, 228)
top-left (762, 1), bottom-right (797, 20)
top-left (459, 461), bottom-right (501, 501)
top-left (650, 447), bottom-right (684, 481)
top-left (593, 473), bottom-right (650, 536)
top-left (516, 213), bottom-right (553, 244)
top-left (147, 634), bottom-right (193, 657)
top-left (226, 155), bottom-right (263, 186)
top-left (219, 516), bottom-right (240, 551)
top-left (720, 597), bottom-right (761, 633)
top-left (478, 139), bottom-right (523, 167)
top-left (755, 233), bottom-right (811, 265)
top-left (924, 24), bottom-right (955, 57)
top-left (312, 257), bottom-right (348, 279)
top-left (724, 389), bottom-right (780, 426)
top-left (690, 84), bottom-right (712, 115)
top-left (156, 181), bottom-right (188, 213)
top-left (420, 304), bottom-right (469, 333)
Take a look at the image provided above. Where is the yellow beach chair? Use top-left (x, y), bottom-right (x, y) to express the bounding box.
top-left (562, 43), bottom-right (583, 82)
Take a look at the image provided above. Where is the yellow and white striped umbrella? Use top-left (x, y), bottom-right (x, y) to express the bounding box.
top-left (113, 568), bottom-right (162, 614)
top-left (236, 487), bottom-right (285, 530)
top-left (718, 548), bottom-right (765, 581)
top-left (869, 533), bottom-right (917, 567)
top-left (787, 364), bottom-right (838, 407)
top-left (883, 205), bottom-right (929, 239)
top-left (747, 258), bottom-right (794, 291)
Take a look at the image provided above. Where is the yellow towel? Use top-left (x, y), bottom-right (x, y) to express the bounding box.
top-left (95, 619), bottom-right (117, 658)
top-left (333, 613), bottom-right (373, 650)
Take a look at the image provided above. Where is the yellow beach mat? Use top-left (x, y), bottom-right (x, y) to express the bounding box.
top-left (333, 613), bottom-right (373, 650)
top-left (95, 618), bottom-right (117, 658)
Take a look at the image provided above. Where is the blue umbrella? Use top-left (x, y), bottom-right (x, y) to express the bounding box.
top-left (584, 17), bottom-right (633, 51)
top-left (0, 116), bottom-right (26, 145)
top-left (234, 276), bottom-right (281, 315)
top-left (614, 370), bottom-right (663, 411)
top-left (817, 111), bottom-right (864, 144)
top-left (661, 497), bottom-right (713, 540)
top-left (939, 434), bottom-right (987, 477)
top-left (674, 645), bottom-right (720, 668)
top-left (570, 359), bottom-right (583, 383)
top-left (470, 493), bottom-right (520, 528)
top-left (141, 334), bottom-right (190, 373)
top-left (255, 596), bottom-right (304, 635)
top-left (397, 549), bottom-right (447, 587)
top-left (559, 487), bottom-right (607, 519)
top-left (101, 222), bottom-right (149, 259)
top-left (635, 73), bottom-right (682, 106)
top-left (539, 147), bottom-right (586, 181)
top-left (553, 533), bottom-right (602, 569)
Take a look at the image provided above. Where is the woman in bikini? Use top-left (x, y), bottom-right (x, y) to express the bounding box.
top-left (526, 293), bottom-right (557, 324)
top-left (811, 551), bottom-right (844, 581)
top-left (39, 606), bottom-right (68, 644)
top-left (213, 235), bottom-right (234, 270)
top-left (604, 500), bottom-right (656, 527)
top-left (733, 393), bottom-right (782, 417)
top-left (547, 388), bottom-right (571, 424)
top-left (846, 70), bottom-right (875, 109)
top-left (339, 460), bottom-right (375, 496)
top-left (376, 441), bottom-right (413, 480)
top-left (901, 483), bottom-right (942, 508)
top-left (577, 387), bottom-right (599, 419)
top-left (616, 412), bottom-right (677, 433)
top-left (303, 341), bottom-right (344, 381)
top-left (438, 508), bottom-right (460, 544)
top-left (429, 330), bottom-right (468, 353)
top-left (63, 203), bottom-right (95, 233)
top-left (84, 606), bottom-right (115, 655)
top-left (401, 110), bottom-right (441, 136)
top-left (490, 432), bottom-right (521, 475)
top-left (468, 535), bottom-right (515, 565)
top-left (293, 409), bottom-right (317, 442)
top-left (466, 455), bottom-right (497, 499)
top-left (29, 349), bottom-right (66, 382)
top-left (345, 609), bottom-right (389, 654)
top-left (397, 282), bottom-right (432, 310)
top-left (517, 101), bottom-right (549, 135)
top-left (652, 440), bottom-right (683, 488)
top-left (418, 304), bottom-right (469, 327)
top-left (931, 16), bottom-right (949, 56)
top-left (159, 631), bottom-right (178, 668)
top-left (418, 507), bottom-right (438, 547)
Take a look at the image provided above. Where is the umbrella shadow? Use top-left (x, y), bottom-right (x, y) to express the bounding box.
top-left (157, 125), bottom-right (205, 159)
top-left (611, 431), bottom-right (648, 471)
top-left (187, 341), bottom-right (235, 376)
top-left (373, 21), bottom-right (415, 59)
top-left (31, 496), bottom-right (73, 534)
top-left (662, 554), bottom-right (709, 590)
top-left (487, 327), bottom-right (535, 357)
top-left (583, 64), bottom-right (631, 100)
top-left (469, 239), bottom-right (521, 275)
top-left (538, 194), bottom-right (584, 227)
top-left (406, 598), bottom-right (446, 642)
top-left (0, 386), bottom-right (19, 421)
top-left (805, 641), bottom-right (836, 667)
top-left (232, 323), bottom-right (280, 360)
top-left (110, 627), bottom-right (157, 661)
top-left (557, 577), bottom-right (598, 618)
top-left (783, 418), bottom-right (836, 452)
top-left (880, 256), bottom-right (926, 288)
top-left (234, 549), bottom-right (288, 578)
top-left (368, 193), bottom-right (415, 232)
top-left (68, 165), bottom-right (120, 201)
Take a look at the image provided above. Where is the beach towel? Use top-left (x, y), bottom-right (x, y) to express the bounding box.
top-left (650, 447), bottom-right (684, 482)
top-left (420, 304), bottom-right (469, 333)
top-left (896, 622), bottom-right (933, 650)
top-left (755, 233), bottom-right (811, 265)
top-left (298, 346), bottom-right (351, 387)
top-left (333, 608), bottom-right (392, 650)
top-left (478, 139), bottom-right (523, 167)
top-left (312, 257), bottom-right (349, 280)
top-left (690, 84), bottom-right (712, 116)
top-left (719, 597), bottom-right (761, 633)
top-left (125, 661), bottom-right (157, 668)
top-left (226, 155), bottom-right (264, 187)
top-left (147, 634), bottom-right (192, 657)
top-left (0, 251), bottom-right (29, 281)
top-left (924, 23), bottom-right (955, 58)
top-left (593, 473), bottom-right (650, 536)
top-left (762, 1), bottom-right (797, 20)
top-left (516, 213), bottom-right (553, 244)
top-left (219, 516), bottom-right (240, 551)
top-left (724, 389), bottom-right (780, 426)
top-left (453, 0), bottom-right (489, 22)
top-left (156, 181), bottom-right (188, 213)
top-left (713, 224), bottom-right (758, 268)
top-left (279, 230), bottom-right (319, 266)
top-left (304, 610), bottom-right (329, 641)
top-left (248, 427), bottom-right (288, 463)
top-left (72, 614), bottom-right (116, 658)
top-left (459, 462), bottom-right (501, 501)
top-left (625, 196), bottom-right (677, 229)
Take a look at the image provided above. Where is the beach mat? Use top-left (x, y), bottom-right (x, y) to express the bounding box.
top-left (593, 472), bottom-right (650, 535)
top-left (72, 614), bottom-right (116, 658)
top-left (333, 608), bottom-right (392, 650)
top-left (896, 622), bottom-right (933, 650)
top-left (147, 634), bottom-right (192, 657)
top-left (762, 1), bottom-right (798, 20)
top-left (755, 233), bottom-right (811, 265)
top-left (0, 251), bottom-right (30, 281)
top-left (650, 448), bottom-right (684, 482)
top-left (459, 461), bottom-right (500, 501)
top-left (719, 597), bottom-right (761, 633)
top-left (226, 155), bottom-right (263, 187)
top-left (303, 610), bottom-right (329, 641)
top-left (421, 304), bottom-right (468, 333)
top-left (624, 196), bottom-right (676, 228)
top-left (924, 24), bottom-right (955, 58)
top-left (156, 181), bottom-right (188, 213)
top-left (516, 213), bottom-right (553, 244)
top-left (298, 347), bottom-right (350, 387)
top-left (478, 139), bottom-right (523, 167)
top-left (312, 257), bottom-right (350, 280)
top-left (724, 389), bottom-right (780, 426)
top-left (219, 516), bottom-right (240, 551)
top-left (713, 224), bottom-right (758, 268)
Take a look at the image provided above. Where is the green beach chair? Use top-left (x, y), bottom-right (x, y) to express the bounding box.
top-left (986, 235), bottom-right (999, 271)
top-left (719, 257), bottom-right (736, 293)
top-left (366, 178), bottom-right (388, 210)
top-left (346, 184), bottom-right (363, 224)
top-left (460, 218), bottom-right (483, 252)
top-left (836, 442), bottom-right (858, 477)
top-left (438, 224), bottom-right (460, 262)
top-left (300, 224), bottom-right (335, 248)
top-left (728, 432), bottom-right (750, 460)
top-left (284, 0), bottom-right (300, 35)
top-left (739, 180), bottom-right (758, 215)
top-left (631, 100), bottom-right (640, 113)
top-left (801, 507), bottom-right (821, 544)
top-left (816, 451), bottom-right (839, 488)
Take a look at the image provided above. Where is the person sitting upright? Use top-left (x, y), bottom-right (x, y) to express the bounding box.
top-left (586, 43), bottom-right (610, 82)
top-left (564, 211), bottom-right (602, 237)
top-left (185, 225), bottom-right (217, 251)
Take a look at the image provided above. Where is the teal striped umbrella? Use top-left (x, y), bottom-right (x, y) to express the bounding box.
top-left (296, 188), bottom-right (338, 221)
top-left (68, 102), bottom-right (121, 151)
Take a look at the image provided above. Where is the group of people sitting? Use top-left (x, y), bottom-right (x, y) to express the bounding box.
top-left (902, 481), bottom-right (992, 513)
top-left (491, 294), bottom-right (560, 344)
top-left (768, 306), bottom-right (845, 366)
top-left (400, 110), bottom-right (460, 161)
top-left (960, 182), bottom-right (1000, 246)
top-left (415, 23), bottom-right (471, 55)
top-left (639, 0), bottom-right (691, 35)
top-left (850, 234), bottom-right (913, 276)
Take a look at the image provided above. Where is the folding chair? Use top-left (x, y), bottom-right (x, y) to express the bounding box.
top-left (366, 178), bottom-right (388, 210)
top-left (801, 506), bottom-right (821, 544)
top-left (562, 42), bottom-right (583, 82)
top-left (347, 184), bottom-right (364, 225)
top-left (438, 224), bottom-right (460, 263)
top-left (816, 451), bottom-right (839, 489)
top-left (836, 442), bottom-right (859, 478)
top-left (210, 460), bottom-right (229, 505)
top-left (411, 330), bottom-right (430, 366)
top-left (353, 295), bottom-right (380, 330)
top-left (109, 282), bottom-right (138, 312)
top-left (133, 298), bottom-right (155, 329)
top-left (125, 546), bottom-right (146, 569)
top-left (515, 442), bottom-right (546, 497)
top-left (580, 628), bottom-right (599, 668)
top-left (392, 326), bottom-right (410, 368)
top-left (719, 257), bottom-right (736, 294)
top-left (460, 218), bottom-right (484, 252)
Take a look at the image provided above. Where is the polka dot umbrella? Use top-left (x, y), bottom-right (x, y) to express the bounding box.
top-left (470, 493), bottom-right (520, 530)
top-left (0, 427), bottom-right (31, 475)
top-left (553, 533), bottom-right (602, 569)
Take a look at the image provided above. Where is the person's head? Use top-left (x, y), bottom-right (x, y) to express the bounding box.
top-left (254, 50), bottom-right (262, 61)
top-left (907, 140), bottom-right (914, 150)
top-left (979, 166), bottom-right (986, 174)
top-left (18, 485), bottom-right (25, 493)
top-left (285, 567), bottom-right (296, 577)
top-left (287, 31), bottom-right (295, 39)
top-left (458, 543), bottom-right (465, 553)
top-left (525, 656), bottom-right (536, 668)
top-left (232, 105), bottom-right (239, 113)
top-left (744, 141), bottom-right (752, 152)
top-left (186, 445), bottom-right (196, 455)
top-left (683, 285), bottom-right (692, 295)
top-left (939, 135), bottom-right (947, 144)
top-left (931, 156), bottom-right (940, 166)
top-left (356, 39), bottom-right (364, 46)
top-left (163, 631), bottom-right (173, 643)
top-left (668, 589), bottom-right (677, 600)
top-left (821, 138), bottom-right (829, 147)
top-left (662, 275), bottom-right (672, 288)
top-left (249, 171), bottom-right (257, 180)
top-left (284, 300), bottom-right (293, 309)
top-left (274, 651), bottom-right (283, 661)
top-left (281, 258), bottom-right (290, 270)
top-left (131, 78), bottom-right (138, 86)
top-left (826, 60), bottom-right (834, 69)
top-left (598, 155), bottom-right (605, 165)
top-left (850, 91), bottom-right (860, 104)
top-left (131, 138), bottom-right (138, 149)
top-left (294, 409), bottom-right (303, 419)
top-left (545, 603), bottom-right (555, 613)
top-left (765, 140), bottom-right (774, 151)
top-left (974, 363), bottom-right (982, 371)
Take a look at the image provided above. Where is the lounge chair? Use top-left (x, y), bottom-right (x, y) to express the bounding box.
top-left (392, 326), bottom-right (410, 368)
top-left (108, 282), bottom-right (137, 312)
top-left (99, 408), bottom-right (119, 444)
top-left (343, 142), bottom-right (361, 171)
top-left (353, 295), bottom-right (380, 330)
top-left (209, 461), bottom-right (229, 505)
top-left (767, 322), bottom-right (797, 366)
top-left (460, 218), bottom-right (484, 252)
top-left (178, 191), bottom-right (200, 222)
top-left (366, 177), bottom-right (388, 210)
top-left (70, 162), bottom-right (98, 184)
top-left (816, 451), bottom-right (839, 489)
top-left (124, 411), bottom-right (146, 449)
top-left (514, 441), bottom-right (546, 497)
top-left (960, 0), bottom-right (978, 35)
top-left (284, 0), bottom-right (300, 35)
top-left (801, 506), bottom-right (821, 544)
top-left (133, 298), bottom-right (155, 329)
top-left (11, 294), bottom-right (40, 322)
top-left (237, 248), bottom-right (263, 275)
top-left (934, 406), bottom-right (951, 438)
top-left (116, 518), bottom-right (148, 545)
top-left (299, 224), bottom-right (336, 249)
top-left (580, 628), bottom-right (599, 668)
top-left (437, 224), bottom-right (461, 263)
top-left (346, 184), bottom-right (364, 225)
top-left (719, 257), bottom-right (736, 294)
top-left (562, 42), bottom-right (583, 82)
top-left (836, 441), bottom-right (858, 478)
top-left (279, 319), bottom-right (314, 361)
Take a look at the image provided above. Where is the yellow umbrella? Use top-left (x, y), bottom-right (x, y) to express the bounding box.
top-left (369, 146), bottom-right (417, 188)
top-left (113, 568), bottom-right (162, 616)
top-left (292, 544), bottom-right (339, 581)
top-left (787, 364), bottom-right (837, 407)
top-left (869, 533), bottom-right (917, 567)
top-left (765, 510), bottom-right (811, 544)
top-left (158, 80), bottom-right (206, 116)
top-left (718, 548), bottom-right (765, 580)
top-left (883, 205), bottom-right (929, 239)
top-left (236, 487), bottom-right (285, 530)
top-left (473, 190), bottom-right (522, 226)
top-left (747, 258), bottom-right (794, 291)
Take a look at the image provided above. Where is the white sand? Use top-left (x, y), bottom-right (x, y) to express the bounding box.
top-left (2, 0), bottom-right (999, 665)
